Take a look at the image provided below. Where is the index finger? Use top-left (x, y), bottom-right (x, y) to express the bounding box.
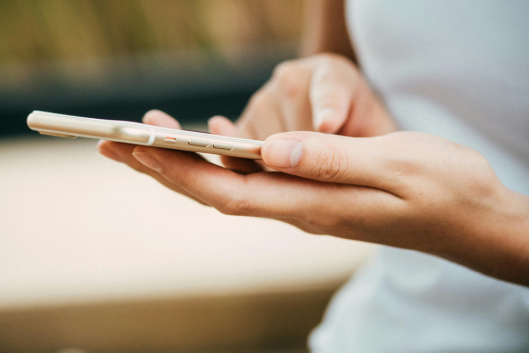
top-left (309, 62), bottom-right (357, 134)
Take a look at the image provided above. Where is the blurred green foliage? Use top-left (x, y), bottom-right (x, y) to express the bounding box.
top-left (0, 0), bottom-right (303, 87)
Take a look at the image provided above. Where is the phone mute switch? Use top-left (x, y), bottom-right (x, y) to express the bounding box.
top-left (165, 137), bottom-right (177, 142)
top-left (188, 139), bottom-right (209, 147)
top-left (213, 143), bottom-right (234, 150)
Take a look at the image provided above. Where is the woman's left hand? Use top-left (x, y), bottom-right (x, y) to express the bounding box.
top-left (99, 114), bottom-right (529, 286)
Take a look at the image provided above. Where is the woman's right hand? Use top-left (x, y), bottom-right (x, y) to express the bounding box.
top-left (209, 53), bottom-right (397, 141)
top-left (208, 53), bottom-right (397, 172)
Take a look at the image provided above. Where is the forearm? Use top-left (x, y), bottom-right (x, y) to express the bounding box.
top-left (301, 0), bottom-right (356, 62)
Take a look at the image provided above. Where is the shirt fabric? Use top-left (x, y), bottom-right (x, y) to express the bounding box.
top-left (309, 1), bottom-right (529, 352)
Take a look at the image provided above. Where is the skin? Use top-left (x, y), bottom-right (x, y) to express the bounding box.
top-left (98, 1), bottom-right (529, 286)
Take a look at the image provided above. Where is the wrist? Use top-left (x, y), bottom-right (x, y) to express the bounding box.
top-left (442, 185), bottom-right (529, 285)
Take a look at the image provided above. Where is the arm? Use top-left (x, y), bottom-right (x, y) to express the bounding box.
top-left (301, 0), bottom-right (357, 62)
top-left (205, 1), bottom-right (377, 154)
top-left (100, 120), bottom-right (529, 286)
top-left (98, 1), bottom-right (529, 285)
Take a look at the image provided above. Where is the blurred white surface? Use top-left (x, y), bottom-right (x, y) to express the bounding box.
top-left (0, 135), bottom-right (374, 308)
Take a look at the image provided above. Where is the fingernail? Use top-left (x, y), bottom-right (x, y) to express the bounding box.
top-left (133, 151), bottom-right (162, 172)
top-left (263, 139), bottom-right (303, 168)
top-left (315, 108), bottom-right (337, 131)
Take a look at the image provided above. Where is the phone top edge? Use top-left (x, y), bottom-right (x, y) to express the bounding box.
top-left (28, 111), bottom-right (263, 146)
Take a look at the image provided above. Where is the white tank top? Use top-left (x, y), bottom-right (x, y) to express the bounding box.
top-left (309, 1), bottom-right (529, 352)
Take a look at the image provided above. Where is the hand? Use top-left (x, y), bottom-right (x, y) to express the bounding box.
top-left (212, 53), bottom-right (396, 139)
top-left (100, 113), bottom-right (529, 285)
top-left (208, 53), bottom-right (397, 172)
top-left (97, 110), bottom-right (208, 205)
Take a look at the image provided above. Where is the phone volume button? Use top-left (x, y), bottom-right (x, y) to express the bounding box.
top-left (188, 139), bottom-right (209, 147)
top-left (213, 143), bottom-right (234, 150)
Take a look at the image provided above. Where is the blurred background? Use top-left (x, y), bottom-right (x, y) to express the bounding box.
top-left (0, 0), bottom-right (303, 135)
top-left (0, 1), bottom-right (374, 352)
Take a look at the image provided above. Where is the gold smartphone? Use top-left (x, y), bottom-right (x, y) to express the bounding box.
top-left (27, 111), bottom-right (262, 159)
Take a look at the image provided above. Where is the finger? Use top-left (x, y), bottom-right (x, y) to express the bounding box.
top-left (337, 91), bottom-right (398, 138)
top-left (208, 116), bottom-right (264, 174)
top-left (97, 139), bottom-right (122, 163)
top-left (237, 84), bottom-right (287, 139)
top-left (132, 145), bottom-right (317, 219)
top-left (99, 110), bottom-right (206, 204)
top-left (234, 88), bottom-right (288, 172)
top-left (132, 144), bottom-right (401, 234)
top-left (208, 115), bottom-right (238, 137)
top-left (309, 64), bottom-right (356, 134)
top-left (271, 64), bottom-right (313, 132)
top-left (142, 109), bottom-right (182, 129)
top-left (260, 131), bottom-right (403, 194)
top-left (97, 140), bottom-right (207, 205)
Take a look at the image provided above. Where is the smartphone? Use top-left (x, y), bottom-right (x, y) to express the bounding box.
top-left (27, 111), bottom-right (262, 159)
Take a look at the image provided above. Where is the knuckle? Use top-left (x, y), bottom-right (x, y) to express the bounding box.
top-left (317, 54), bottom-right (361, 87)
top-left (272, 61), bottom-right (304, 98)
top-left (315, 52), bottom-right (354, 69)
top-left (311, 145), bottom-right (347, 181)
top-left (464, 151), bottom-right (498, 197)
top-left (384, 156), bottom-right (421, 179)
top-left (381, 133), bottom-right (428, 175)
top-left (316, 54), bottom-right (337, 68)
top-left (272, 61), bottom-right (295, 79)
top-left (217, 196), bottom-right (252, 216)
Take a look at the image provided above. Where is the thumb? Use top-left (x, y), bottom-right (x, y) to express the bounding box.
top-left (261, 131), bottom-right (392, 190)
